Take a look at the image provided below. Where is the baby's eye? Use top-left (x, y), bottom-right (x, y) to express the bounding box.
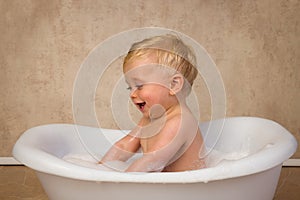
top-left (126, 84), bottom-right (143, 91)
top-left (136, 84), bottom-right (143, 90)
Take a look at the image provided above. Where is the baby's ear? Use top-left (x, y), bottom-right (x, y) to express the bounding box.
top-left (170, 74), bottom-right (184, 95)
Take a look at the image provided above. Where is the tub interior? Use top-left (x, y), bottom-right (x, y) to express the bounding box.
top-left (70, 117), bottom-right (292, 167)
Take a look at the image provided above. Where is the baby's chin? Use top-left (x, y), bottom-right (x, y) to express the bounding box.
top-left (149, 104), bottom-right (166, 119)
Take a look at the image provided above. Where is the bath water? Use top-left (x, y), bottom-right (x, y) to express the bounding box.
top-left (63, 148), bottom-right (252, 172)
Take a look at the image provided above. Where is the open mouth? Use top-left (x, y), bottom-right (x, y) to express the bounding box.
top-left (136, 102), bottom-right (146, 111)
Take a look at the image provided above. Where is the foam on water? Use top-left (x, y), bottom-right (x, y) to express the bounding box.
top-left (63, 148), bottom-right (252, 172)
top-left (205, 148), bottom-right (250, 167)
top-left (63, 153), bottom-right (131, 172)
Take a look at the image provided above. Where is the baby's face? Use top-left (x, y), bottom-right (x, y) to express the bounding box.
top-left (123, 57), bottom-right (176, 119)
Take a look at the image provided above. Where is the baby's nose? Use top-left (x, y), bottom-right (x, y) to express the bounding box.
top-left (130, 89), bottom-right (138, 98)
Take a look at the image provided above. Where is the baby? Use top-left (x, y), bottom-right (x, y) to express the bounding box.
top-left (99, 34), bottom-right (206, 172)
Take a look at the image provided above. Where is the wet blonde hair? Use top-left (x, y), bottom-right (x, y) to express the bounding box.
top-left (123, 34), bottom-right (198, 93)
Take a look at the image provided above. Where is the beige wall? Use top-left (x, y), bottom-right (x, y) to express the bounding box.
top-left (0, 0), bottom-right (299, 157)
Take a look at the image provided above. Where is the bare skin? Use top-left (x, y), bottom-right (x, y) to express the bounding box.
top-left (99, 56), bottom-right (206, 172)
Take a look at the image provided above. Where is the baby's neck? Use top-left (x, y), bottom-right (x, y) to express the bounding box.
top-left (138, 102), bottom-right (189, 139)
top-left (138, 98), bottom-right (189, 125)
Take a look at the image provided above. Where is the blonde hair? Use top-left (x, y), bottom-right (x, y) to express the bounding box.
top-left (123, 34), bottom-right (198, 89)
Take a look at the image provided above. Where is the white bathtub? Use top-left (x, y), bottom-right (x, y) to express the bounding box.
top-left (13, 117), bottom-right (297, 200)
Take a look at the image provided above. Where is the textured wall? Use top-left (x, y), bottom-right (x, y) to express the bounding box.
top-left (0, 0), bottom-right (299, 157)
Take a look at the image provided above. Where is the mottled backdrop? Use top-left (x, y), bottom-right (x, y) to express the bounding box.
top-left (0, 0), bottom-right (299, 158)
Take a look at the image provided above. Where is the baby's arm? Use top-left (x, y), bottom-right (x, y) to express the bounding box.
top-left (126, 116), bottom-right (186, 172)
top-left (99, 133), bottom-right (140, 164)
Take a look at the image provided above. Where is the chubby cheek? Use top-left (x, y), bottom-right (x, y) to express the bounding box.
top-left (144, 89), bottom-right (169, 107)
top-left (139, 90), bottom-right (154, 105)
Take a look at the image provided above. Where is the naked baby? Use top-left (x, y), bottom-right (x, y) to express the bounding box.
top-left (99, 34), bottom-right (206, 172)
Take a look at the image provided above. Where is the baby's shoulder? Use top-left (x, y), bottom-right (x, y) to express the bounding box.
top-left (167, 110), bottom-right (198, 130)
